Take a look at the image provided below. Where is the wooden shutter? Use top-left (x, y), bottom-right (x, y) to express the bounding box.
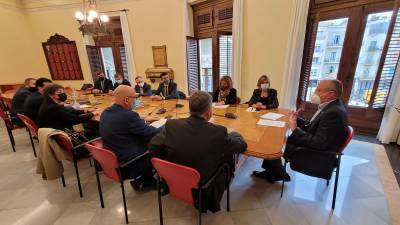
top-left (86, 45), bottom-right (104, 82)
top-left (119, 46), bottom-right (129, 80)
top-left (219, 34), bottom-right (232, 77)
top-left (372, 7), bottom-right (400, 108)
top-left (297, 19), bottom-right (319, 105)
top-left (186, 37), bottom-right (200, 94)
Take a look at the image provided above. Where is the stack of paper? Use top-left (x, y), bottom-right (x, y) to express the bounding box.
top-left (150, 119), bottom-right (167, 128)
top-left (246, 107), bottom-right (258, 112)
top-left (260, 112), bottom-right (284, 120)
top-left (257, 119), bottom-right (286, 127)
top-left (213, 104), bottom-right (229, 109)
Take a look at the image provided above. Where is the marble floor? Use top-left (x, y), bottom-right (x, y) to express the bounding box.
top-left (0, 123), bottom-right (398, 225)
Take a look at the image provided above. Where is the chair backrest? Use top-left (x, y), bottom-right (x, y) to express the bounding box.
top-left (151, 158), bottom-right (201, 205)
top-left (338, 126), bottom-right (354, 153)
top-left (53, 132), bottom-right (75, 161)
top-left (84, 141), bottom-right (121, 182)
top-left (236, 97), bottom-right (241, 104)
top-left (17, 113), bottom-right (38, 137)
top-left (0, 107), bottom-right (13, 129)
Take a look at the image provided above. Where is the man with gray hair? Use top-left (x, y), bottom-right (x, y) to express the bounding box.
top-left (149, 91), bottom-right (247, 212)
top-left (253, 79), bottom-right (349, 182)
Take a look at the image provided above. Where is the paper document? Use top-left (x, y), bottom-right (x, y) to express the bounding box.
top-left (150, 119), bottom-right (167, 128)
top-left (260, 112), bottom-right (284, 120)
top-left (246, 107), bottom-right (258, 112)
top-left (213, 104), bottom-right (229, 109)
top-left (79, 104), bottom-right (90, 109)
top-left (257, 119), bottom-right (286, 127)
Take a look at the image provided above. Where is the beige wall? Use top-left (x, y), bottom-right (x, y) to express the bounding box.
top-left (0, 0), bottom-right (295, 102)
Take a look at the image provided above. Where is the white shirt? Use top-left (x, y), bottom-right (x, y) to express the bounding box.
top-left (310, 99), bottom-right (336, 122)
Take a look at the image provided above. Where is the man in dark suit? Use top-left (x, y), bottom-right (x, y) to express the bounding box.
top-left (93, 71), bottom-right (113, 94)
top-left (151, 73), bottom-right (178, 100)
top-left (253, 79), bottom-right (349, 182)
top-left (134, 76), bottom-right (152, 96)
top-left (100, 85), bottom-right (161, 190)
top-left (10, 78), bottom-right (37, 126)
top-left (149, 91), bottom-right (247, 212)
top-left (24, 77), bottom-right (52, 123)
top-left (113, 73), bottom-right (131, 90)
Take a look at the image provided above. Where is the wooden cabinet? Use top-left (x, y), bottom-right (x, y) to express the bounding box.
top-left (42, 34), bottom-right (84, 80)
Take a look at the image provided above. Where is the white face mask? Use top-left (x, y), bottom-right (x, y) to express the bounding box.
top-left (138, 82), bottom-right (144, 87)
top-left (116, 79), bottom-right (123, 84)
top-left (260, 83), bottom-right (270, 89)
top-left (310, 93), bottom-right (321, 105)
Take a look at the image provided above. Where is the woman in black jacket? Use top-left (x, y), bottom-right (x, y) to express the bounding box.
top-left (37, 84), bottom-right (97, 131)
top-left (213, 76), bottom-right (237, 105)
top-left (248, 75), bottom-right (279, 109)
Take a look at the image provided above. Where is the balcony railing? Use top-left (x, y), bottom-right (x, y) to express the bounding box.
top-left (324, 58), bottom-right (340, 63)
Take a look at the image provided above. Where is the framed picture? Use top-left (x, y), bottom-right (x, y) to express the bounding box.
top-left (152, 45), bottom-right (168, 67)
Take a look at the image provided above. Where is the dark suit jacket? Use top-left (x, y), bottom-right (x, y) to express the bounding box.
top-left (284, 99), bottom-right (349, 179)
top-left (212, 88), bottom-right (237, 105)
top-left (94, 78), bottom-right (113, 93)
top-left (100, 104), bottom-right (161, 162)
top-left (37, 97), bottom-right (94, 130)
top-left (113, 79), bottom-right (131, 90)
top-left (149, 116), bottom-right (247, 212)
top-left (154, 82), bottom-right (178, 99)
top-left (134, 83), bottom-right (152, 96)
top-left (248, 88), bottom-right (279, 109)
top-left (24, 92), bottom-right (44, 123)
top-left (10, 87), bottom-right (32, 126)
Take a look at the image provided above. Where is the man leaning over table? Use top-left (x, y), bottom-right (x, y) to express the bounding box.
top-left (252, 79), bottom-right (349, 183)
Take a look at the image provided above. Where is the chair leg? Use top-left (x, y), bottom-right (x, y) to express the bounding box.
top-left (27, 129), bottom-right (37, 158)
top-left (94, 161), bottom-right (104, 208)
top-left (121, 180), bottom-right (129, 224)
top-left (157, 175), bottom-right (164, 225)
top-left (73, 159), bottom-right (83, 198)
top-left (331, 155), bottom-right (341, 210)
top-left (6, 127), bottom-right (15, 152)
top-left (198, 189), bottom-right (202, 225)
top-left (61, 175), bottom-right (66, 187)
top-left (89, 158), bottom-right (93, 167)
top-left (280, 160), bottom-right (288, 198)
top-left (226, 169), bottom-right (230, 212)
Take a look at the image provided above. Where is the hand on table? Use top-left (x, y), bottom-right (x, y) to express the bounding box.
top-left (145, 115), bottom-right (161, 123)
top-left (216, 101), bottom-right (225, 105)
top-left (288, 110), bottom-right (298, 131)
top-left (151, 95), bottom-right (163, 101)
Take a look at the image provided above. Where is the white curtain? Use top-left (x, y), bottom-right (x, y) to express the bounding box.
top-left (377, 68), bottom-right (400, 144)
top-left (82, 35), bottom-right (95, 83)
top-left (120, 10), bottom-right (137, 83)
top-left (279, 0), bottom-right (310, 110)
top-left (232, 0), bottom-right (243, 97)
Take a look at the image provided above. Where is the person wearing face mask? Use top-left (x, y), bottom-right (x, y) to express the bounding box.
top-left (248, 75), bottom-right (279, 110)
top-left (149, 91), bottom-right (247, 212)
top-left (100, 85), bottom-right (161, 190)
top-left (24, 77), bottom-right (53, 123)
top-left (212, 76), bottom-right (237, 105)
top-left (113, 73), bottom-right (131, 90)
top-left (253, 79), bottom-right (349, 183)
top-left (93, 71), bottom-right (113, 94)
top-left (37, 84), bottom-right (98, 131)
top-left (152, 73), bottom-right (178, 100)
top-left (10, 78), bottom-right (37, 127)
top-left (134, 76), bottom-right (152, 96)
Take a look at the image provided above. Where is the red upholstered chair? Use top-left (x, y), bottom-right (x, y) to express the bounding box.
top-left (84, 141), bottom-right (150, 224)
top-left (53, 132), bottom-right (94, 198)
top-left (16, 113), bottom-right (38, 158)
top-left (0, 107), bottom-right (24, 152)
top-left (280, 126), bottom-right (354, 210)
top-left (151, 158), bottom-right (231, 225)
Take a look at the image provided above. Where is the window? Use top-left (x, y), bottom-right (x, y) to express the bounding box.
top-left (333, 35), bottom-right (340, 44)
top-left (219, 34), bottom-right (233, 78)
top-left (330, 52), bottom-right (337, 60)
top-left (328, 66), bottom-right (335, 73)
top-left (312, 57), bottom-right (320, 63)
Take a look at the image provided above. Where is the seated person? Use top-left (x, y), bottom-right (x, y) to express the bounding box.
top-left (134, 76), bottom-right (152, 96)
top-left (253, 79), bottom-right (349, 182)
top-left (212, 76), bottom-right (237, 105)
top-left (100, 85), bottom-right (161, 190)
top-left (149, 91), bottom-right (247, 212)
top-left (93, 71), bottom-right (113, 94)
top-left (24, 77), bottom-right (52, 123)
top-left (113, 73), bottom-right (131, 90)
top-left (37, 84), bottom-right (98, 131)
top-left (10, 78), bottom-right (37, 126)
top-left (248, 75), bottom-right (279, 110)
top-left (151, 73), bottom-right (178, 100)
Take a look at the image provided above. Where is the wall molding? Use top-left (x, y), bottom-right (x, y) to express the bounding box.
top-left (21, 0), bottom-right (132, 11)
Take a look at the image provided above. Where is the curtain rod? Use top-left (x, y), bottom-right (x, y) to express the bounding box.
top-left (99, 9), bottom-right (129, 13)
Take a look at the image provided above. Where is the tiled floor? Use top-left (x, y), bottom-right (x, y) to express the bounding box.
top-left (0, 123), bottom-right (397, 225)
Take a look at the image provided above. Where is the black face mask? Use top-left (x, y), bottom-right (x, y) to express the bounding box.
top-left (28, 87), bottom-right (37, 92)
top-left (58, 93), bottom-right (67, 102)
top-left (99, 77), bottom-right (105, 81)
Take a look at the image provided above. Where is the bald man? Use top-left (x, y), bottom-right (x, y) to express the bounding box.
top-left (99, 85), bottom-right (161, 190)
top-left (253, 79), bottom-right (348, 183)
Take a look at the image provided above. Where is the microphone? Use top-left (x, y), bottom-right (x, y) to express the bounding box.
top-left (213, 112), bottom-right (238, 119)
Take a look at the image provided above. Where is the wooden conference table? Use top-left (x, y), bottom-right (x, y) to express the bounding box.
top-left (89, 95), bottom-right (291, 160)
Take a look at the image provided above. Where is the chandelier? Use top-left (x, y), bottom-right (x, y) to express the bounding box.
top-left (74, 0), bottom-right (111, 37)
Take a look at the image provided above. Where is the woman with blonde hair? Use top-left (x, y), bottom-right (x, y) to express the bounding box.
top-left (248, 75), bottom-right (279, 109)
top-left (213, 75), bottom-right (237, 105)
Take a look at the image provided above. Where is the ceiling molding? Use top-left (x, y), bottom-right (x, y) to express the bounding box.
top-left (21, 0), bottom-right (131, 11)
top-left (0, 0), bottom-right (24, 10)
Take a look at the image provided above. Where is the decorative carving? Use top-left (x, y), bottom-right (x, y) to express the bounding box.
top-left (46, 33), bottom-right (70, 44)
top-left (152, 45), bottom-right (168, 67)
